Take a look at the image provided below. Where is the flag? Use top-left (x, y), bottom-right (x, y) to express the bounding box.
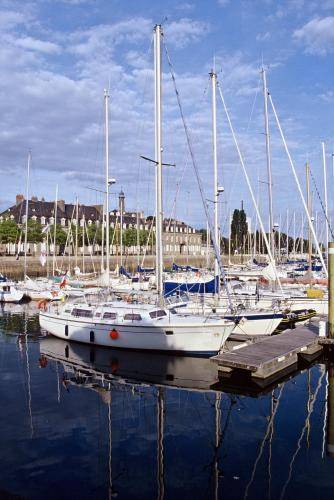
top-left (39, 242), bottom-right (46, 267)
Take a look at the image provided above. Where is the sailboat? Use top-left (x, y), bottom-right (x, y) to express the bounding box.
top-left (39, 25), bottom-right (234, 355)
top-left (167, 66), bottom-right (284, 336)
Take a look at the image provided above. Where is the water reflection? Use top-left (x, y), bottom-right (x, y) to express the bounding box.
top-left (1, 309), bottom-right (334, 499)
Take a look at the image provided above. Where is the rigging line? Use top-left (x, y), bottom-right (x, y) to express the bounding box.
top-left (309, 166), bottom-right (334, 239)
top-left (279, 369), bottom-right (325, 500)
top-left (216, 79), bottom-right (284, 294)
top-left (268, 93), bottom-right (328, 276)
top-left (163, 39), bottom-right (234, 311)
top-left (244, 384), bottom-right (285, 499)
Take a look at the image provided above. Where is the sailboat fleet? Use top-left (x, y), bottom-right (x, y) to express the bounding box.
top-left (1, 24), bottom-right (330, 354)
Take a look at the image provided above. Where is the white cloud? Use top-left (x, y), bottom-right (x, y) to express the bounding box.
top-left (217, 0), bottom-right (230, 6)
top-left (15, 36), bottom-right (61, 54)
top-left (0, 9), bottom-right (27, 30)
top-left (256, 32), bottom-right (271, 42)
top-left (164, 18), bottom-right (210, 48)
top-left (319, 90), bottom-right (334, 101)
top-left (175, 2), bottom-right (194, 11)
top-left (293, 16), bottom-right (334, 55)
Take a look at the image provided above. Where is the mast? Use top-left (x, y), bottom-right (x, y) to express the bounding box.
top-left (24, 150), bottom-right (31, 280)
top-left (52, 184), bottom-right (58, 277)
top-left (322, 142), bottom-right (329, 257)
top-left (154, 24), bottom-right (163, 298)
top-left (210, 67), bottom-right (220, 294)
top-left (101, 200), bottom-right (105, 273)
top-left (75, 197), bottom-right (78, 270)
top-left (306, 162), bottom-right (312, 272)
top-left (286, 208), bottom-right (289, 260)
top-left (293, 210), bottom-right (296, 256)
top-left (262, 67), bottom-right (275, 258)
top-left (104, 88), bottom-right (110, 285)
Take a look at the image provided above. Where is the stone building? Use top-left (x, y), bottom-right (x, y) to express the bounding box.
top-left (0, 192), bottom-right (202, 255)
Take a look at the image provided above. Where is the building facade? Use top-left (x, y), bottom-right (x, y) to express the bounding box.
top-left (0, 193), bottom-right (202, 255)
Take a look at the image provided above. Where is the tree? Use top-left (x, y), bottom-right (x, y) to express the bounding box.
top-left (26, 220), bottom-right (43, 243)
top-left (124, 228), bottom-right (137, 247)
top-left (48, 224), bottom-right (67, 245)
top-left (230, 208), bottom-right (248, 252)
top-left (0, 219), bottom-right (19, 243)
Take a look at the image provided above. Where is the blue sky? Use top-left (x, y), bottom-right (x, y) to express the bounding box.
top-left (0, 0), bottom-right (333, 233)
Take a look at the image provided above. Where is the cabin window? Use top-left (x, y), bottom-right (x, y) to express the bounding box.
top-left (64, 309), bottom-right (71, 313)
top-left (71, 308), bottom-right (93, 318)
top-left (95, 312), bottom-right (101, 317)
top-left (123, 313), bottom-right (142, 321)
top-left (149, 310), bottom-right (167, 319)
top-left (103, 312), bottom-right (117, 320)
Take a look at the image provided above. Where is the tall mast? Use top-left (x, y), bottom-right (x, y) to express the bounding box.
top-left (261, 67), bottom-right (275, 259)
top-left (101, 200), bottom-right (105, 273)
top-left (104, 88), bottom-right (110, 285)
top-left (75, 197), bottom-right (78, 269)
top-left (154, 24), bottom-right (163, 298)
top-left (286, 208), bottom-right (289, 259)
top-left (24, 150), bottom-right (31, 280)
top-left (210, 67), bottom-right (220, 294)
top-left (306, 162), bottom-right (312, 272)
top-left (52, 184), bottom-right (58, 277)
top-left (322, 142), bottom-right (329, 257)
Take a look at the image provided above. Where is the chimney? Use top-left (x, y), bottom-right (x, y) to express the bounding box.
top-left (31, 196), bottom-right (38, 202)
top-left (57, 200), bottom-right (65, 213)
top-left (16, 194), bottom-right (24, 206)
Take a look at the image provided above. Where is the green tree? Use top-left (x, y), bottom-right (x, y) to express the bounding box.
top-left (26, 220), bottom-right (43, 243)
top-left (230, 208), bottom-right (248, 252)
top-left (0, 219), bottom-right (19, 243)
top-left (124, 228), bottom-right (137, 247)
top-left (48, 224), bottom-right (67, 245)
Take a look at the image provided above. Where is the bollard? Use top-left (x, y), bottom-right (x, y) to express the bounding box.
top-left (329, 242), bottom-right (334, 338)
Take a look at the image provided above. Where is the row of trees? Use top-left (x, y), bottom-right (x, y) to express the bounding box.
top-left (199, 207), bottom-right (317, 254)
top-left (0, 220), bottom-right (155, 247)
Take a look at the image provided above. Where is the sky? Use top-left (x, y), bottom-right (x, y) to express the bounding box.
top-left (0, 0), bottom-right (333, 234)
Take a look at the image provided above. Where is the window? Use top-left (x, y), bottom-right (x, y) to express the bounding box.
top-left (95, 312), bottom-right (101, 317)
top-left (41, 216), bottom-right (46, 225)
top-left (71, 308), bottom-right (93, 318)
top-left (103, 312), bottom-right (117, 320)
top-left (149, 310), bottom-right (167, 319)
top-left (64, 309), bottom-right (71, 313)
top-left (124, 313), bottom-right (142, 321)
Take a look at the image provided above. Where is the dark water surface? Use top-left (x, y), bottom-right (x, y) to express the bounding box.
top-left (1, 304), bottom-right (334, 500)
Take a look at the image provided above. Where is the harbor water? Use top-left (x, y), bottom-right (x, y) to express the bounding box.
top-left (1, 304), bottom-right (334, 499)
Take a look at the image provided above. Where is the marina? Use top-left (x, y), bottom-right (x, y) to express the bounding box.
top-left (0, 0), bottom-right (333, 498)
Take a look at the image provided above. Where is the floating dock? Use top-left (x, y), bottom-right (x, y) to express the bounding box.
top-left (211, 326), bottom-right (331, 386)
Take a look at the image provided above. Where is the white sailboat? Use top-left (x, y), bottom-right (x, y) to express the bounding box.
top-left (39, 25), bottom-right (234, 354)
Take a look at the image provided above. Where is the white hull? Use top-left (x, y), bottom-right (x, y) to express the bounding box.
top-left (0, 289), bottom-right (24, 303)
top-left (178, 303), bottom-right (283, 336)
top-left (39, 311), bottom-right (234, 354)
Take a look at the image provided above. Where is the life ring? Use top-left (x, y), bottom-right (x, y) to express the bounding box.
top-left (38, 299), bottom-right (48, 311)
top-left (109, 329), bottom-right (119, 340)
